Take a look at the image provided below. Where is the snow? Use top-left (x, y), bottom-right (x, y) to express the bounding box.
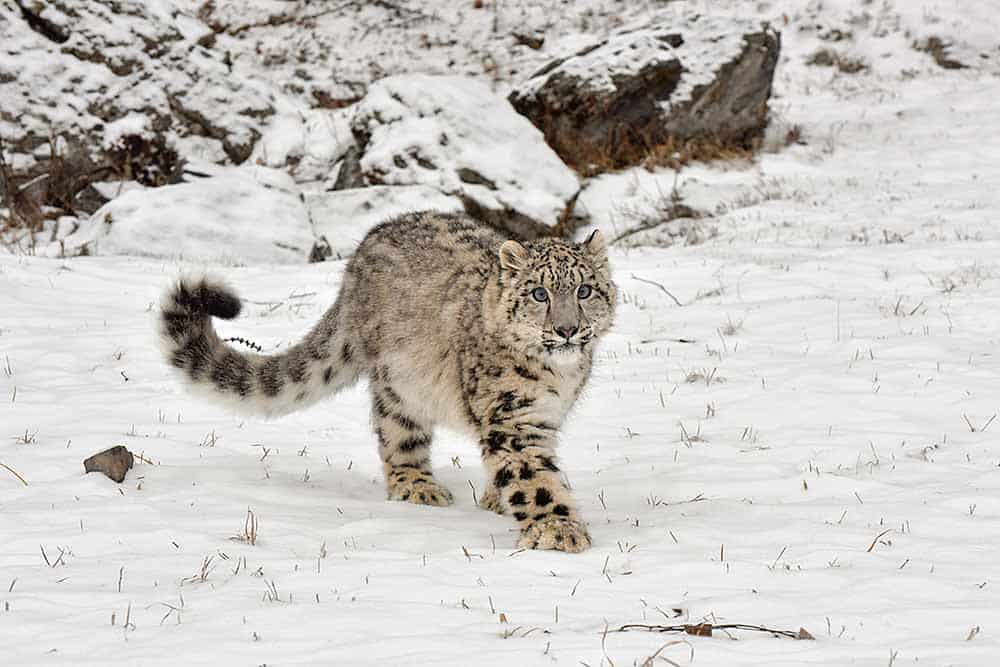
top-left (250, 108), bottom-right (355, 183)
top-left (57, 168), bottom-right (314, 264)
top-left (4, 0), bottom-right (1000, 665)
top-left (307, 186), bottom-right (464, 259)
top-left (102, 115), bottom-right (154, 150)
top-left (4, 188), bottom-right (1000, 662)
top-left (352, 74), bottom-right (580, 226)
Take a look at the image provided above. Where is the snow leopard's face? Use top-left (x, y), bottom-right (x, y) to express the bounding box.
top-left (498, 231), bottom-right (616, 361)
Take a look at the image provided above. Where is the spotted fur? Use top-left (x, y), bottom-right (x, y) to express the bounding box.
top-left (158, 212), bottom-right (616, 552)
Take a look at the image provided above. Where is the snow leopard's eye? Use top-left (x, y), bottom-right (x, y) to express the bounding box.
top-left (531, 287), bottom-right (549, 302)
top-left (577, 284), bottom-right (592, 299)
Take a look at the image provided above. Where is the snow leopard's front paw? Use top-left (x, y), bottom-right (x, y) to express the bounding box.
top-left (518, 516), bottom-right (592, 553)
top-left (387, 472), bottom-right (454, 507)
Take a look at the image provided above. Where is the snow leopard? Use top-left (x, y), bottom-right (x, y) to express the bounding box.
top-left (159, 212), bottom-right (616, 552)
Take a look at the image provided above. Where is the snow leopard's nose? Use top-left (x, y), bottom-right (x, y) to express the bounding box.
top-left (555, 325), bottom-right (578, 340)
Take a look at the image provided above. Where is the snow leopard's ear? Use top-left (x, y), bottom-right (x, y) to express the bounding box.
top-left (582, 229), bottom-right (608, 265)
top-left (499, 240), bottom-right (530, 272)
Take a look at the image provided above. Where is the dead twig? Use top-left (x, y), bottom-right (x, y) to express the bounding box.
top-left (615, 622), bottom-right (815, 641)
top-left (630, 273), bottom-right (684, 307)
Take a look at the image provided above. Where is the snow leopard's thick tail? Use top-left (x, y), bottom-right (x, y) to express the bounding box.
top-left (158, 277), bottom-right (361, 417)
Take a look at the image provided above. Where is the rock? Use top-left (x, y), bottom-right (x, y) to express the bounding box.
top-left (307, 185), bottom-right (465, 259)
top-left (512, 31), bottom-right (545, 51)
top-left (0, 0), bottom-right (274, 174)
top-left (308, 236), bottom-right (333, 264)
top-left (59, 166), bottom-right (314, 264)
top-left (101, 115), bottom-right (185, 187)
top-left (348, 74), bottom-right (580, 229)
top-left (250, 108), bottom-right (356, 185)
top-left (84, 445), bottom-right (134, 483)
top-left (508, 11), bottom-right (780, 172)
top-left (332, 146), bottom-right (366, 191)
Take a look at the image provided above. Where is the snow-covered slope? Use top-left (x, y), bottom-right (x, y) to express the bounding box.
top-left (5, 72), bottom-right (1000, 664)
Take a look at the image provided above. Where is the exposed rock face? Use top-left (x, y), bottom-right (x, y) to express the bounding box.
top-left (347, 74), bottom-right (580, 229)
top-left (508, 12), bottom-right (780, 172)
top-left (1, 0), bottom-right (274, 172)
top-left (101, 115), bottom-right (185, 187)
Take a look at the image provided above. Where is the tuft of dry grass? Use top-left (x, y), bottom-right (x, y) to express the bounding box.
top-left (1, 134), bottom-right (110, 249)
top-left (719, 315), bottom-right (744, 336)
top-left (231, 507), bottom-right (259, 545)
top-left (570, 129), bottom-right (759, 177)
top-left (806, 48), bottom-right (869, 74)
top-left (198, 429), bottom-right (219, 447)
top-left (684, 367), bottom-right (725, 386)
top-left (641, 134), bottom-right (757, 171)
top-left (612, 176), bottom-right (713, 248)
top-left (938, 263), bottom-right (991, 293)
top-left (181, 555), bottom-right (216, 585)
top-left (1, 128), bottom-right (180, 250)
top-left (679, 421), bottom-right (707, 446)
top-left (912, 36), bottom-right (967, 70)
top-left (878, 295), bottom-right (926, 319)
top-left (13, 428), bottom-right (38, 445)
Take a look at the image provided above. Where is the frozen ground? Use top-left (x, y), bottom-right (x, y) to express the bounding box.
top-left (4, 1), bottom-right (1000, 666)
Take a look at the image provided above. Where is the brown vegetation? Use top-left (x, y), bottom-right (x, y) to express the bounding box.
top-left (806, 48), bottom-right (869, 74)
top-left (566, 128), bottom-right (760, 178)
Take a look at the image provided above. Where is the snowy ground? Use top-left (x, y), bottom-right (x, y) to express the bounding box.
top-left (5, 1), bottom-right (1000, 665)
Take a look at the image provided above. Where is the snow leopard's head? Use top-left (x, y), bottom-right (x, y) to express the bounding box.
top-left (497, 230), bottom-right (616, 362)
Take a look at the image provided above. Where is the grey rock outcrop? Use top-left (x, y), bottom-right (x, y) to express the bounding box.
top-left (2, 0), bottom-right (274, 172)
top-left (509, 13), bottom-right (780, 172)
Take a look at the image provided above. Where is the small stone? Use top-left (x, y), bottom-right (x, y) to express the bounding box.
top-left (308, 235), bottom-right (333, 264)
top-left (83, 446), bottom-right (134, 483)
top-left (512, 31), bottom-right (545, 51)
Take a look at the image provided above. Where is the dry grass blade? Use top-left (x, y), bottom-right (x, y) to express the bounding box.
top-left (1, 461), bottom-right (29, 486)
top-left (181, 556), bottom-right (215, 585)
top-left (601, 620), bottom-right (615, 667)
top-left (867, 529), bottom-right (893, 553)
top-left (244, 508), bottom-right (258, 545)
top-left (133, 452), bottom-right (156, 465)
top-left (39, 544), bottom-right (67, 568)
top-left (641, 639), bottom-right (694, 667)
top-left (231, 508), bottom-right (258, 545)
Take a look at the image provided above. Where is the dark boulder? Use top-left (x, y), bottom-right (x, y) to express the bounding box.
top-left (509, 14), bottom-right (780, 173)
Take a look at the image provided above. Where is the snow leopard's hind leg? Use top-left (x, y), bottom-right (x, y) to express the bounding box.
top-left (370, 369), bottom-right (453, 507)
